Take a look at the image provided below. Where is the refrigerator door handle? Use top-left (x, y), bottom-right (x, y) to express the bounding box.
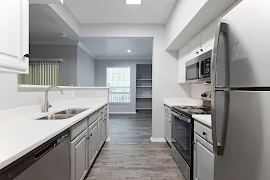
top-left (211, 22), bottom-right (229, 88)
top-left (212, 89), bottom-right (230, 156)
top-left (211, 22), bottom-right (230, 156)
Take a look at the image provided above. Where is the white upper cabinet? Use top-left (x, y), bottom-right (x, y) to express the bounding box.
top-left (201, 21), bottom-right (217, 53)
top-left (187, 21), bottom-right (217, 61)
top-left (178, 44), bottom-right (189, 83)
top-left (189, 35), bottom-right (201, 59)
top-left (0, 0), bottom-right (29, 74)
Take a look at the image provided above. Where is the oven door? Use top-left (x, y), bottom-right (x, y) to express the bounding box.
top-left (186, 58), bottom-right (200, 82)
top-left (171, 112), bottom-right (192, 166)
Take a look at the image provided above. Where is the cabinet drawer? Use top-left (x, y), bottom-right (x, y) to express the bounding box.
top-left (88, 111), bottom-right (98, 126)
top-left (194, 121), bottom-right (212, 144)
top-left (164, 105), bottom-right (171, 116)
top-left (71, 118), bottom-right (88, 140)
top-left (98, 105), bottom-right (107, 117)
top-left (103, 105), bottom-right (108, 113)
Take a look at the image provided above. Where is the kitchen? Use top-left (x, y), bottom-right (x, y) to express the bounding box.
top-left (0, 0), bottom-right (270, 180)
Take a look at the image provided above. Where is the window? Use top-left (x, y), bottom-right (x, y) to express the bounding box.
top-left (18, 61), bottom-right (60, 85)
top-left (106, 67), bottom-right (130, 103)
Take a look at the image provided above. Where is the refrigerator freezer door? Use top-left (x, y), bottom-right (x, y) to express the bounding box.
top-left (220, 0), bottom-right (270, 88)
top-left (214, 91), bottom-right (270, 180)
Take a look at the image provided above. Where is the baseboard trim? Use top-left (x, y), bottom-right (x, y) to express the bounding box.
top-left (150, 137), bottom-right (166, 142)
top-left (109, 112), bottom-right (137, 115)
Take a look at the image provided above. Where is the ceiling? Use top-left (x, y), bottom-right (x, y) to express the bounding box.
top-left (29, 4), bottom-right (154, 60)
top-left (29, 4), bottom-right (79, 45)
top-left (80, 37), bottom-right (153, 60)
top-left (64, 0), bottom-right (177, 24)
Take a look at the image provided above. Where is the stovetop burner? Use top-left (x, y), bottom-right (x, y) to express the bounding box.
top-left (172, 106), bottom-right (211, 115)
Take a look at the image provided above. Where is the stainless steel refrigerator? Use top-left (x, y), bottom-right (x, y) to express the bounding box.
top-left (211, 0), bottom-right (270, 180)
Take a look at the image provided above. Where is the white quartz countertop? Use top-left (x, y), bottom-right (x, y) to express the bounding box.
top-left (192, 115), bottom-right (212, 128)
top-left (164, 98), bottom-right (203, 107)
top-left (0, 98), bottom-right (108, 170)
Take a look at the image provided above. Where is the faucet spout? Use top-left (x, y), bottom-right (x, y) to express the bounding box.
top-left (43, 86), bottom-right (64, 112)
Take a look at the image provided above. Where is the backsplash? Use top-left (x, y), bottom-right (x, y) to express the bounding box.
top-left (191, 84), bottom-right (211, 99)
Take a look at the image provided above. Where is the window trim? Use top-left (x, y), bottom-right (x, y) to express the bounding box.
top-left (106, 66), bottom-right (131, 104)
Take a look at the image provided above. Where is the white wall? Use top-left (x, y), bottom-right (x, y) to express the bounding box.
top-left (95, 59), bottom-right (152, 114)
top-left (190, 84), bottom-right (211, 99)
top-left (30, 44), bottom-right (78, 86)
top-left (165, 0), bottom-right (207, 47)
top-left (77, 46), bottom-right (95, 86)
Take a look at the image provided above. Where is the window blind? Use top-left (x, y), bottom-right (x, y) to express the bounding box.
top-left (20, 61), bottom-right (60, 85)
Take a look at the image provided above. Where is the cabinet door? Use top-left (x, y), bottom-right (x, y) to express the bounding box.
top-left (194, 133), bottom-right (214, 180)
top-left (0, 0), bottom-right (29, 73)
top-left (189, 35), bottom-right (201, 59)
top-left (98, 117), bottom-right (103, 149)
top-left (178, 44), bottom-right (189, 83)
top-left (164, 114), bottom-right (172, 143)
top-left (166, 115), bottom-right (172, 142)
top-left (88, 124), bottom-right (98, 169)
top-left (103, 115), bottom-right (107, 141)
top-left (201, 21), bottom-right (217, 53)
top-left (71, 130), bottom-right (88, 180)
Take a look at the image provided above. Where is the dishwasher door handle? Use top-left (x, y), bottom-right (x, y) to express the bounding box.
top-left (34, 142), bottom-right (56, 160)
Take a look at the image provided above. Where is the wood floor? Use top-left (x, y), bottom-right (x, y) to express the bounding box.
top-left (86, 111), bottom-right (185, 180)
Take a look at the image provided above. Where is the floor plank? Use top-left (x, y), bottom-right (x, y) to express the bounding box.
top-left (86, 111), bottom-right (185, 180)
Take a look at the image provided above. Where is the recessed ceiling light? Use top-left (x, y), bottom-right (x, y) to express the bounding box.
top-left (126, 0), bottom-right (142, 5)
top-left (127, 50), bottom-right (131, 53)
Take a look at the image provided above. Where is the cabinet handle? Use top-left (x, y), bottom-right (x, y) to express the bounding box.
top-left (90, 134), bottom-right (93, 136)
top-left (196, 52), bottom-right (199, 54)
top-left (24, 54), bottom-right (30, 58)
top-left (201, 49), bottom-right (203, 52)
top-left (203, 132), bottom-right (207, 135)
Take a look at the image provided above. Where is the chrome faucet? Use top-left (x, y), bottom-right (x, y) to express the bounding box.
top-left (43, 86), bottom-right (64, 112)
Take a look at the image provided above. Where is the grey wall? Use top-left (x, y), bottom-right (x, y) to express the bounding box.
top-left (95, 59), bottom-right (152, 113)
top-left (77, 47), bottom-right (95, 86)
top-left (30, 44), bottom-right (78, 86)
top-left (30, 44), bottom-right (96, 86)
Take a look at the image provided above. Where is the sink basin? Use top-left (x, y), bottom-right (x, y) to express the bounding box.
top-left (55, 108), bottom-right (88, 115)
top-left (36, 108), bottom-right (89, 120)
top-left (36, 114), bottom-right (75, 120)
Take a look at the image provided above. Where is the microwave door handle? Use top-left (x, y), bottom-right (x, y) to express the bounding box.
top-left (211, 22), bottom-right (230, 156)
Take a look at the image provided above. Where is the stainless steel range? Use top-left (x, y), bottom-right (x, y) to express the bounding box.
top-left (171, 101), bottom-right (211, 180)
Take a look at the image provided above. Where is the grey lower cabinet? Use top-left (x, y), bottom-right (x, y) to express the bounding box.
top-left (98, 115), bottom-right (107, 148)
top-left (164, 105), bottom-right (172, 144)
top-left (88, 121), bottom-right (98, 169)
top-left (70, 105), bottom-right (108, 180)
top-left (193, 125), bottom-right (214, 180)
top-left (70, 130), bottom-right (88, 180)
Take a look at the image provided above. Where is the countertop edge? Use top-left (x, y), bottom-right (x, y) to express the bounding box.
top-left (192, 115), bottom-right (212, 128)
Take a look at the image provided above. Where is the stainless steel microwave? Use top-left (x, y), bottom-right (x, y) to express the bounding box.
top-left (185, 50), bottom-right (211, 83)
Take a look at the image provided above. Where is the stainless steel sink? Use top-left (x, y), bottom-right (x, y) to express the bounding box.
top-left (37, 114), bottom-right (75, 120)
top-left (36, 108), bottom-right (88, 120)
top-left (55, 108), bottom-right (88, 115)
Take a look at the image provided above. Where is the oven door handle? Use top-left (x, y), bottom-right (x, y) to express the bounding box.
top-left (172, 112), bottom-right (191, 123)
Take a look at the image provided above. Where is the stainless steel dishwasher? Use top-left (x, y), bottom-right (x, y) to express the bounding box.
top-left (0, 130), bottom-right (70, 180)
